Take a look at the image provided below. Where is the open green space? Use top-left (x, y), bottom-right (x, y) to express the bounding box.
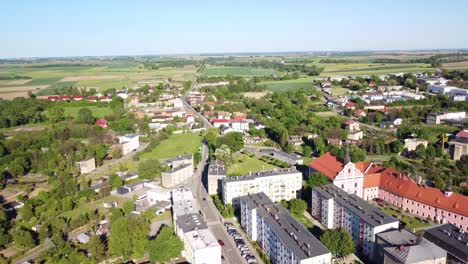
top-left (202, 66), bottom-right (279, 76)
top-left (227, 154), bottom-right (278, 176)
top-left (380, 205), bottom-right (433, 231)
top-left (330, 86), bottom-right (349, 95)
top-left (260, 76), bottom-right (317, 92)
top-left (141, 133), bottom-right (203, 160)
top-left (43, 106), bottom-right (113, 119)
top-left (319, 63), bottom-right (432, 76)
top-left (61, 195), bottom-right (129, 219)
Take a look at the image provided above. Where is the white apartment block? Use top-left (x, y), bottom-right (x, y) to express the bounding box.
top-left (175, 213), bottom-right (221, 264)
top-left (311, 184), bottom-right (399, 258)
top-left (240, 192), bottom-right (331, 264)
top-left (404, 138), bottom-right (428, 152)
top-left (117, 134), bottom-right (140, 155)
top-left (171, 188), bottom-right (199, 220)
top-left (221, 168), bottom-right (302, 206)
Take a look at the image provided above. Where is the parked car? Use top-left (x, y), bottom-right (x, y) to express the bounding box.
top-left (234, 239), bottom-right (244, 244)
top-left (237, 244), bottom-right (247, 249)
top-left (240, 247), bottom-right (250, 253)
top-left (241, 251), bottom-right (251, 257)
top-left (218, 239), bottom-right (225, 248)
top-left (247, 258), bottom-right (256, 263)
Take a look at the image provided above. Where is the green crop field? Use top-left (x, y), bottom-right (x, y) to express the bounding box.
top-left (318, 63), bottom-right (432, 76)
top-left (141, 133), bottom-right (202, 160)
top-left (228, 154), bottom-right (277, 176)
top-left (260, 77), bottom-right (316, 92)
top-left (202, 66), bottom-right (280, 76)
top-left (0, 61), bottom-right (196, 99)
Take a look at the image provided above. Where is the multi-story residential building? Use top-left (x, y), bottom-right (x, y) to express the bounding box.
top-left (423, 224), bottom-right (468, 264)
top-left (162, 155), bottom-right (193, 188)
top-left (221, 168), bottom-right (302, 206)
top-left (115, 134), bottom-right (140, 155)
top-left (311, 184), bottom-right (399, 258)
top-left (375, 228), bottom-right (446, 264)
top-left (171, 188), bottom-right (199, 220)
top-left (76, 158), bottom-right (96, 174)
top-left (207, 160), bottom-right (226, 195)
top-left (239, 192), bottom-right (331, 264)
top-left (308, 153), bottom-right (468, 230)
top-left (449, 129), bottom-right (468, 161)
top-left (426, 111), bottom-right (466, 125)
top-left (171, 189), bottom-right (221, 264)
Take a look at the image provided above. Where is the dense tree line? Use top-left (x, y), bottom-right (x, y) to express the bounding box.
top-left (0, 98), bottom-right (47, 128)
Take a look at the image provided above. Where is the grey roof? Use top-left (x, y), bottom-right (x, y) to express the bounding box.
top-left (239, 192), bottom-right (330, 260)
top-left (166, 154), bottom-right (193, 162)
top-left (313, 184), bottom-right (398, 227)
top-left (164, 163), bottom-right (191, 173)
top-left (223, 168), bottom-right (301, 183)
top-left (208, 160), bottom-right (226, 176)
top-left (383, 238), bottom-right (447, 264)
top-left (176, 213), bottom-right (208, 233)
top-left (423, 224), bottom-right (468, 262)
top-left (260, 149), bottom-right (302, 161)
top-left (376, 229), bottom-right (419, 246)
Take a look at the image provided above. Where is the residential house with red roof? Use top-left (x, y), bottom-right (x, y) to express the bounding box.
top-left (47, 96), bottom-right (59, 102)
top-left (309, 152), bottom-right (468, 230)
top-left (212, 118), bottom-right (229, 128)
top-left (354, 109), bottom-right (367, 118)
top-left (99, 95), bottom-right (112, 102)
top-left (345, 102), bottom-right (356, 110)
top-left (60, 95), bottom-right (71, 101)
top-left (73, 95), bottom-right (84, 101)
top-left (95, 119), bottom-right (108, 128)
top-left (87, 96), bottom-right (98, 102)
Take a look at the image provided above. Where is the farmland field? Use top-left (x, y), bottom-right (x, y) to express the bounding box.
top-left (202, 66), bottom-right (279, 76)
top-left (0, 62), bottom-right (196, 99)
top-left (141, 133), bottom-right (202, 160)
top-left (319, 63), bottom-right (432, 76)
top-left (260, 77), bottom-right (316, 92)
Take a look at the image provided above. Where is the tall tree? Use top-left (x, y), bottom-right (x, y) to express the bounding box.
top-left (147, 226), bottom-right (183, 263)
top-left (76, 108), bottom-right (95, 124)
top-left (320, 228), bottom-right (355, 258)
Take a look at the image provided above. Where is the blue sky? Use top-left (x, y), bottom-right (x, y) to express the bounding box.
top-left (1, 0), bottom-right (468, 58)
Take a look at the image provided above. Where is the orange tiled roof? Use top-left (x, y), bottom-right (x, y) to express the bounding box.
top-left (379, 171), bottom-right (468, 217)
top-left (309, 153), bottom-right (468, 217)
top-left (308, 152), bottom-right (344, 180)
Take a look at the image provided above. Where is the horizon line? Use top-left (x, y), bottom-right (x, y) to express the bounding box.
top-left (1, 48), bottom-right (468, 61)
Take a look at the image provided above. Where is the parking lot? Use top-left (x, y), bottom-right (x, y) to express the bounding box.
top-left (222, 222), bottom-right (260, 264)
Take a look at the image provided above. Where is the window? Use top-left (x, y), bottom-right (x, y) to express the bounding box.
top-left (355, 183), bottom-right (358, 187)
top-left (341, 184), bottom-right (344, 189)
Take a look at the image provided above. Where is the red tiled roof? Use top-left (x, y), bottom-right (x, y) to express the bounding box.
top-left (73, 95), bottom-right (84, 99)
top-left (308, 152), bottom-right (344, 180)
top-left (212, 118), bottom-right (229, 123)
top-left (310, 152), bottom-right (468, 217)
top-left (456, 129), bottom-right (468, 138)
top-left (379, 171), bottom-right (468, 217)
top-left (345, 102), bottom-right (355, 108)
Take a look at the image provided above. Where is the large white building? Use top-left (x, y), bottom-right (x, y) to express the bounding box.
top-left (311, 184), bottom-right (399, 258)
top-left (175, 213), bottom-right (221, 264)
top-left (221, 168), bottom-right (302, 206)
top-left (240, 192), bottom-right (331, 264)
top-left (171, 189), bottom-right (221, 264)
top-left (426, 111), bottom-right (466, 125)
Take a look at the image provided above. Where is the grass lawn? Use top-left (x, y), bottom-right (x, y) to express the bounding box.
top-left (291, 213), bottom-right (314, 228)
top-left (331, 86), bottom-right (349, 95)
top-left (61, 195), bottom-right (129, 219)
top-left (420, 125), bottom-right (459, 144)
top-left (62, 106), bottom-right (113, 119)
top-left (380, 206), bottom-right (433, 230)
top-left (260, 77), bottom-right (317, 92)
top-left (202, 66), bottom-right (279, 76)
top-left (227, 154), bottom-right (278, 176)
top-left (141, 133), bottom-right (203, 160)
top-left (320, 63), bottom-right (432, 76)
